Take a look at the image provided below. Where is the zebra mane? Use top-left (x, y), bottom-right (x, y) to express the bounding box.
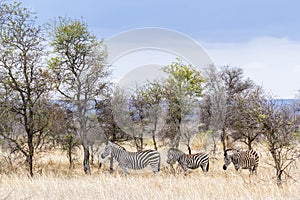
top-left (108, 141), bottom-right (126, 151)
top-left (169, 148), bottom-right (184, 154)
top-left (225, 148), bottom-right (258, 157)
top-left (224, 148), bottom-right (237, 156)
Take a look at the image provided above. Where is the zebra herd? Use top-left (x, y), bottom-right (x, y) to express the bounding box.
top-left (101, 141), bottom-right (259, 176)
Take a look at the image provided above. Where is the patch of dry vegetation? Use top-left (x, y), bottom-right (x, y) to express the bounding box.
top-left (0, 144), bottom-right (299, 200)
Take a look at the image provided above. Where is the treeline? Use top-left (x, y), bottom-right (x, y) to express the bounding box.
top-left (0, 1), bottom-right (299, 187)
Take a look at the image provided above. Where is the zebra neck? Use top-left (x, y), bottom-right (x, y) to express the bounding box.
top-left (176, 152), bottom-right (184, 161)
top-left (112, 148), bottom-right (126, 161)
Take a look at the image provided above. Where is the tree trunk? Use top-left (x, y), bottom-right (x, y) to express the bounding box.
top-left (28, 133), bottom-right (34, 177)
top-left (140, 136), bottom-right (143, 151)
top-left (68, 146), bottom-right (73, 169)
top-left (276, 169), bottom-right (283, 188)
top-left (152, 133), bottom-right (157, 151)
top-left (90, 145), bottom-right (94, 165)
top-left (247, 138), bottom-right (252, 150)
top-left (212, 134), bottom-right (217, 155)
top-left (270, 148), bottom-right (283, 188)
top-left (221, 127), bottom-right (226, 153)
top-left (152, 120), bottom-right (158, 150)
top-left (173, 131), bottom-right (181, 148)
top-left (134, 137), bottom-right (143, 151)
top-left (83, 144), bottom-right (91, 175)
top-left (187, 145), bottom-right (192, 155)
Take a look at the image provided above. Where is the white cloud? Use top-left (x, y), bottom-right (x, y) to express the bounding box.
top-left (202, 37), bottom-right (300, 99)
top-left (294, 65), bottom-right (300, 73)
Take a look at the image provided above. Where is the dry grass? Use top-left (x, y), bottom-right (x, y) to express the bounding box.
top-left (0, 145), bottom-right (299, 200)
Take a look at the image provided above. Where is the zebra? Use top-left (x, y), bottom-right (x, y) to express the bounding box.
top-left (166, 148), bottom-right (209, 176)
top-left (223, 149), bottom-right (259, 174)
top-left (101, 141), bottom-right (160, 175)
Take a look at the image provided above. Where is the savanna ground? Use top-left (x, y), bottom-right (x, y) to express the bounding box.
top-left (0, 140), bottom-right (299, 200)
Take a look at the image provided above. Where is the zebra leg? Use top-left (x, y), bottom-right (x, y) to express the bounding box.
top-left (249, 168), bottom-right (253, 175)
top-left (234, 165), bottom-right (240, 172)
top-left (253, 165), bottom-right (258, 175)
top-left (120, 165), bottom-right (129, 176)
top-left (249, 166), bottom-right (256, 175)
top-left (181, 165), bottom-right (188, 176)
top-left (150, 163), bottom-right (160, 174)
top-left (169, 164), bottom-right (176, 175)
top-left (200, 162), bottom-right (209, 172)
top-left (206, 160), bottom-right (209, 172)
top-left (200, 165), bottom-right (204, 171)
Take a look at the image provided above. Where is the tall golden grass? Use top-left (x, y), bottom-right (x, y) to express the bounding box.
top-left (0, 143), bottom-right (299, 200)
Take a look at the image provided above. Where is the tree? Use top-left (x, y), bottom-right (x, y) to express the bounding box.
top-left (200, 65), bottom-right (227, 154)
top-left (201, 65), bottom-right (253, 154)
top-left (127, 82), bottom-right (166, 151)
top-left (95, 88), bottom-right (132, 172)
top-left (46, 102), bottom-right (80, 169)
top-left (259, 98), bottom-right (300, 187)
top-left (95, 88), bottom-right (130, 143)
top-left (128, 86), bottom-right (149, 151)
top-left (230, 86), bottom-right (264, 150)
top-left (163, 59), bottom-right (205, 148)
top-left (141, 82), bottom-right (164, 150)
top-left (0, 2), bottom-right (52, 177)
top-left (220, 66), bottom-right (253, 151)
top-left (49, 17), bottom-right (109, 174)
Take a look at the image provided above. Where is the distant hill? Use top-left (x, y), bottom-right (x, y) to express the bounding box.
top-left (274, 99), bottom-right (299, 106)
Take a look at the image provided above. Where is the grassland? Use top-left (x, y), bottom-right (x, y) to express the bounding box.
top-left (0, 145), bottom-right (299, 200)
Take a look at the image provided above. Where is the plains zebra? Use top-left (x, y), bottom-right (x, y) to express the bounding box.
top-left (223, 149), bottom-right (259, 174)
top-left (101, 141), bottom-right (160, 175)
top-left (166, 148), bottom-right (209, 176)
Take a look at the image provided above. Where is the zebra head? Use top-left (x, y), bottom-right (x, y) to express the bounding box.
top-left (223, 149), bottom-right (234, 170)
top-left (101, 141), bottom-right (112, 159)
top-left (167, 148), bottom-right (183, 164)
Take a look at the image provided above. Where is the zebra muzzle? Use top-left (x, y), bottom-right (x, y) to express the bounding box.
top-left (223, 164), bottom-right (227, 170)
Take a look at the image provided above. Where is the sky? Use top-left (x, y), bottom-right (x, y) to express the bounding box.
top-left (10, 0), bottom-right (300, 98)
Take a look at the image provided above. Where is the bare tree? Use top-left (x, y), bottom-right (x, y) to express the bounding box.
top-left (230, 86), bottom-right (264, 150)
top-left (201, 65), bottom-right (227, 154)
top-left (49, 17), bottom-right (110, 174)
top-left (260, 98), bottom-right (300, 187)
top-left (181, 120), bottom-right (199, 155)
top-left (128, 86), bottom-right (149, 151)
top-left (201, 65), bottom-right (253, 154)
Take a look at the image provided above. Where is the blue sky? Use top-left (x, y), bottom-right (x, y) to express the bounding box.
top-left (12, 0), bottom-right (300, 98)
top-left (21, 0), bottom-right (300, 42)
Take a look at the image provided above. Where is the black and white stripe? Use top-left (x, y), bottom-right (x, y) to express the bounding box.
top-left (166, 148), bottom-right (209, 175)
top-left (223, 149), bottom-right (259, 174)
top-left (101, 141), bottom-right (160, 175)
